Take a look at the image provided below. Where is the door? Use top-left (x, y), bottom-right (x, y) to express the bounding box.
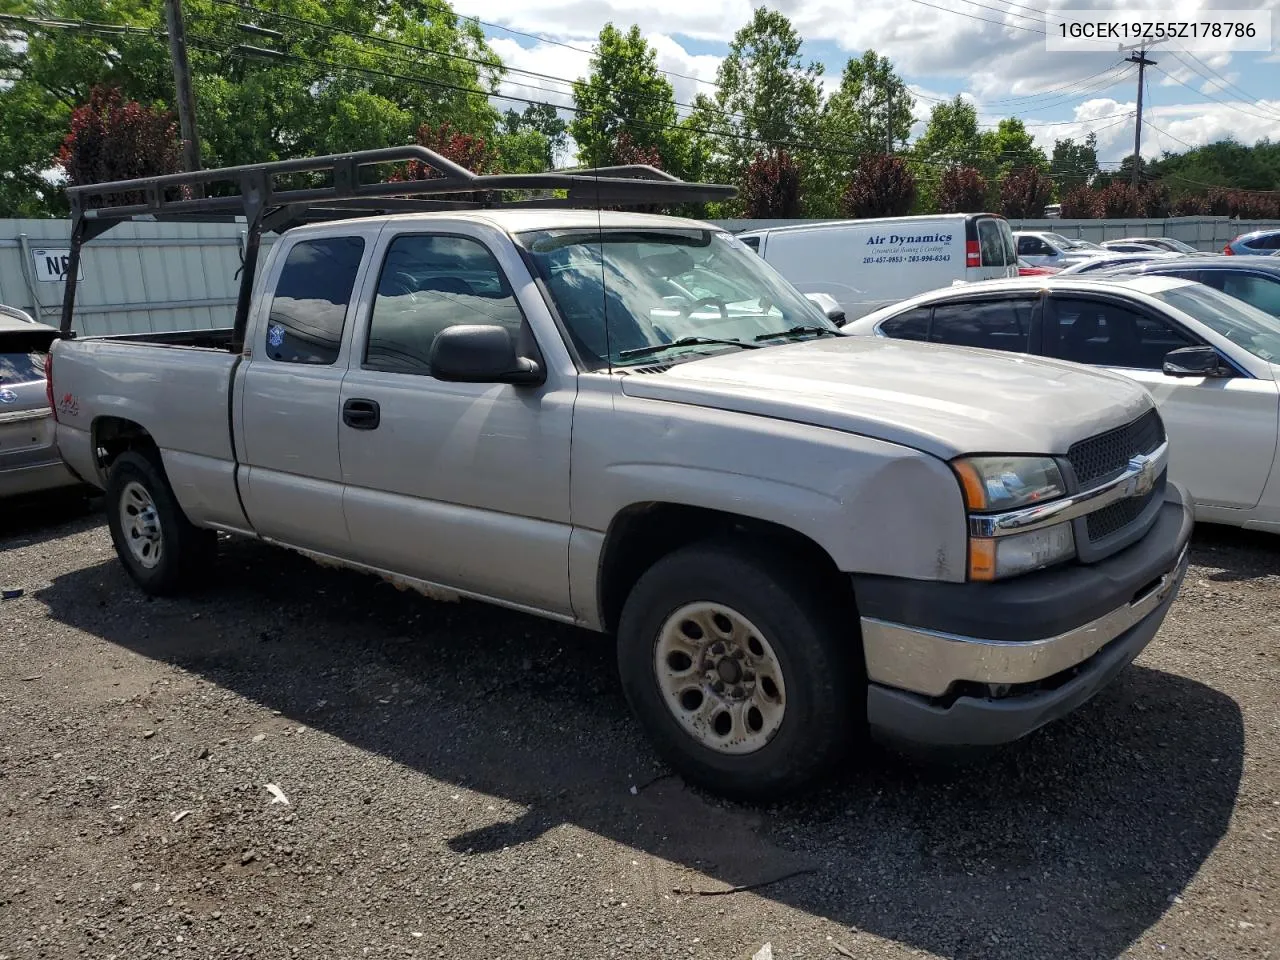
top-left (1043, 294), bottom-right (1279, 509)
top-left (973, 217), bottom-right (1015, 278)
top-left (235, 232), bottom-right (371, 553)
top-left (338, 229), bottom-right (575, 615)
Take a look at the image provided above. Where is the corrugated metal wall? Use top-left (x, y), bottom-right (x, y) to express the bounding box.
top-left (713, 216), bottom-right (1280, 252)
top-left (0, 219), bottom-right (275, 336)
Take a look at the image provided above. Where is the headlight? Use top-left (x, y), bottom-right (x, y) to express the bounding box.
top-left (969, 523), bottom-right (1076, 581)
top-left (952, 455), bottom-right (1066, 512)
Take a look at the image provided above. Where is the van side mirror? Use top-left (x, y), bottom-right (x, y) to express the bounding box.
top-left (1163, 345), bottom-right (1231, 378)
top-left (429, 325), bottom-right (544, 385)
top-left (805, 293), bottom-right (847, 328)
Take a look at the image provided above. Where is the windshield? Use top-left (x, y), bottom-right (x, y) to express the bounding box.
top-left (1148, 283), bottom-right (1280, 363)
top-left (1160, 237), bottom-right (1199, 254)
top-left (517, 228), bottom-right (835, 367)
top-left (1045, 233), bottom-right (1088, 250)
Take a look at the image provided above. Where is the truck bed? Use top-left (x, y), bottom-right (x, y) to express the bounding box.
top-left (50, 333), bottom-right (247, 530)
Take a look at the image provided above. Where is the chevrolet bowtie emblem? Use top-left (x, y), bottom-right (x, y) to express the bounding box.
top-left (1126, 454), bottom-right (1157, 497)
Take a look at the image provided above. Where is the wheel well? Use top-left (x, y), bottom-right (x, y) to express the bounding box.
top-left (93, 417), bottom-right (158, 478)
top-left (597, 503), bottom-right (851, 634)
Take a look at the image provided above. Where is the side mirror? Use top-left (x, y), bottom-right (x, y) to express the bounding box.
top-left (805, 292), bottom-right (847, 328)
top-left (429, 325), bottom-right (544, 385)
top-left (1163, 345), bottom-right (1231, 378)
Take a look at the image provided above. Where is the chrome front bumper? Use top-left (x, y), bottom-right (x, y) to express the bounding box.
top-left (862, 544), bottom-right (1189, 698)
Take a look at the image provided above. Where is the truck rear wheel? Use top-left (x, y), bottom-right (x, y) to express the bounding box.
top-left (105, 450), bottom-right (216, 596)
top-left (616, 539), bottom-right (861, 801)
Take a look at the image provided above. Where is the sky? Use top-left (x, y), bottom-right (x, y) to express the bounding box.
top-left (447, 0), bottom-right (1280, 168)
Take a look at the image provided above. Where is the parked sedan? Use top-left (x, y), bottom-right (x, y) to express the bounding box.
top-left (1057, 252), bottom-right (1184, 275)
top-left (1014, 231), bottom-right (1105, 268)
top-left (842, 275), bottom-right (1280, 532)
top-left (0, 308), bottom-right (80, 498)
top-left (1103, 255), bottom-right (1280, 318)
top-left (1102, 237), bottom-right (1201, 255)
top-left (1224, 228), bottom-right (1280, 256)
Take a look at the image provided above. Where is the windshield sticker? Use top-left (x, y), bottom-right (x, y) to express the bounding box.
top-left (267, 323), bottom-right (286, 349)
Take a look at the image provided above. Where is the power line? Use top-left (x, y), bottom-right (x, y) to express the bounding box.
top-left (1152, 65), bottom-right (1280, 124)
top-left (1167, 49), bottom-right (1280, 122)
top-left (459, 14), bottom-right (719, 91)
top-left (904, 0), bottom-right (1045, 33)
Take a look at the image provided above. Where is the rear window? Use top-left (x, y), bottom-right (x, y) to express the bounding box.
top-left (977, 219), bottom-right (1013, 267)
top-left (0, 350), bottom-right (47, 385)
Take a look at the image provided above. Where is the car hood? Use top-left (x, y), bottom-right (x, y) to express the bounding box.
top-left (619, 336), bottom-right (1152, 460)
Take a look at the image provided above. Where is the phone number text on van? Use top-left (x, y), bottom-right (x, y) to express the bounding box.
top-left (863, 254), bottom-right (952, 264)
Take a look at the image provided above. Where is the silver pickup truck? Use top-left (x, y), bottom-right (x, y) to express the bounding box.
top-left (49, 149), bottom-right (1192, 799)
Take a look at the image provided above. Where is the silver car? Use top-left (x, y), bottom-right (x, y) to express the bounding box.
top-left (0, 306), bottom-right (80, 498)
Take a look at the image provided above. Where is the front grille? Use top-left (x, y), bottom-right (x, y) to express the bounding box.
top-left (1067, 409), bottom-right (1165, 488)
top-left (1086, 479), bottom-right (1162, 542)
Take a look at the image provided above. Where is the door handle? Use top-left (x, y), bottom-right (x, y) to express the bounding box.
top-left (342, 398), bottom-right (380, 430)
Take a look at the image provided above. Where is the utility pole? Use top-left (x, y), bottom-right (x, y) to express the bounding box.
top-left (1125, 47), bottom-right (1157, 191)
top-left (886, 96), bottom-right (894, 155)
top-left (164, 0), bottom-right (203, 195)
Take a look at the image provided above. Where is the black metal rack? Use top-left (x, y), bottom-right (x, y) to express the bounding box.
top-left (59, 144), bottom-right (738, 348)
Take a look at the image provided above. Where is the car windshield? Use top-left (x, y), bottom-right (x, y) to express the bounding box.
top-left (1158, 237), bottom-right (1198, 254)
top-left (1147, 283), bottom-right (1280, 363)
top-left (1046, 233), bottom-right (1092, 250)
top-left (517, 227), bottom-right (835, 367)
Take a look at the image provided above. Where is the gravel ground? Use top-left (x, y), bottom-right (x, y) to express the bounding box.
top-left (0, 499), bottom-right (1277, 960)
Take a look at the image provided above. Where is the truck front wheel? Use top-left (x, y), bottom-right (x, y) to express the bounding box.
top-left (105, 450), bottom-right (216, 595)
top-left (616, 539), bottom-right (861, 801)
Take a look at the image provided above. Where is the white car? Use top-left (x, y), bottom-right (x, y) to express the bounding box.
top-left (842, 274), bottom-right (1280, 532)
top-left (1015, 231), bottom-right (1106, 268)
top-left (1102, 237), bottom-right (1201, 255)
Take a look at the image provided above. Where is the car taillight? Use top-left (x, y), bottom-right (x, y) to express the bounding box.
top-left (44, 351), bottom-right (56, 421)
top-left (1222, 244), bottom-right (1234, 255)
top-left (966, 240), bottom-right (981, 267)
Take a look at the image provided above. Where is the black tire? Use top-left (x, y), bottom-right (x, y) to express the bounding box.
top-left (105, 450), bottom-right (216, 595)
top-left (616, 538), bottom-right (863, 801)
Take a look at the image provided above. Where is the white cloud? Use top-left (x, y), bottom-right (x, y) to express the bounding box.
top-left (455, 0), bottom-right (1280, 161)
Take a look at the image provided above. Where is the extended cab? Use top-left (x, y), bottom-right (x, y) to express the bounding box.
top-left (49, 149), bottom-right (1193, 799)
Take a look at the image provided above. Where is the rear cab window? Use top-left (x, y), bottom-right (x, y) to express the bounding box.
top-left (265, 236), bottom-right (366, 365)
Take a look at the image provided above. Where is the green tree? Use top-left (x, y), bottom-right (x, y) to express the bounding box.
top-left (701, 7), bottom-right (823, 188)
top-left (0, 0), bottom-right (507, 216)
top-left (501, 103), bottom-right (566, 168)
top-left (569, 24), bottom-right (684, 172)
top-left (1051, 133), bottom-right (1098, 192)
top-left (983, 118), bottom-right (1047, 178)
top-left (913, 96), bottom-right (987, 171)
top-left (808, 50), bottom-right (914, 215)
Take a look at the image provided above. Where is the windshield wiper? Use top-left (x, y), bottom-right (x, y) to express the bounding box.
top-left (618, 336), bottom-right (762, 360)
top-left (753, 325), bottom-right (839, 342)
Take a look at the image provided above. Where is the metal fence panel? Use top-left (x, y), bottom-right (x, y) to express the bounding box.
top-left (0, 218), bottom-right (276, 335)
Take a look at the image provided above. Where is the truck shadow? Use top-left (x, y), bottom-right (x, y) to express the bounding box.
top-left (37, 538), bottom-right (1243, 960)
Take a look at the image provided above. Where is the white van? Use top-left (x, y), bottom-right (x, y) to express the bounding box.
top-left (737, 213), bottom-right (1019, 321)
